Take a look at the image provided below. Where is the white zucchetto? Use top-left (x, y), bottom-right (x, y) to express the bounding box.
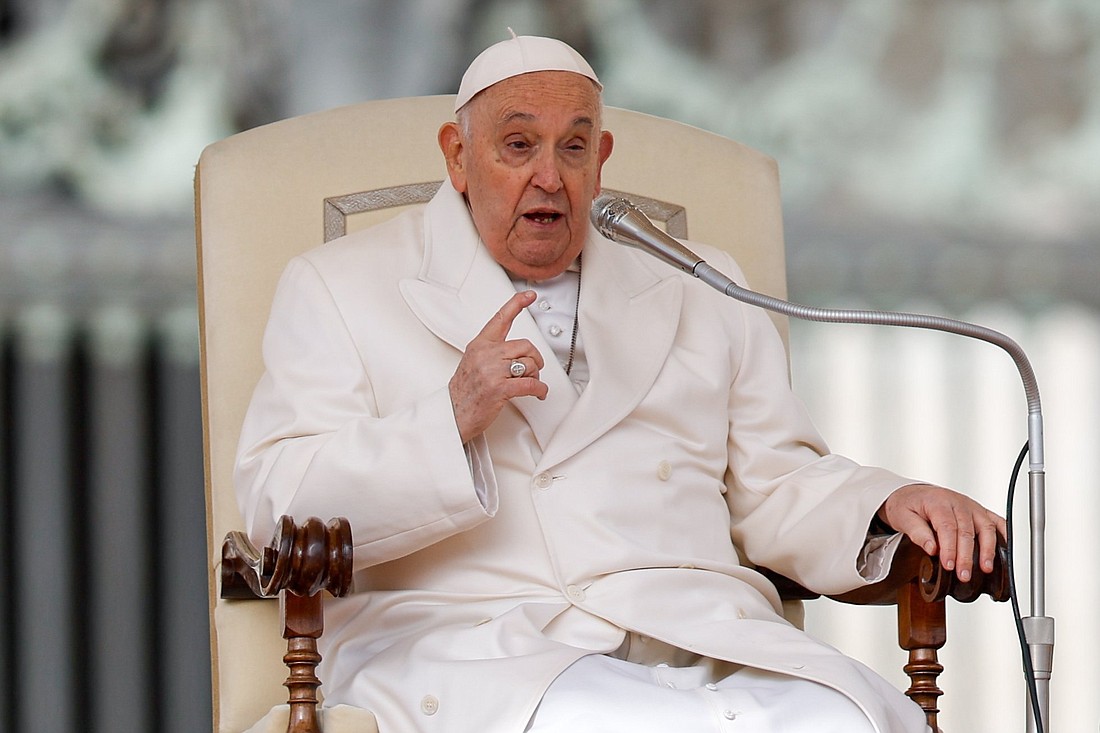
top-left (454, 31), bottom-right (602, 112)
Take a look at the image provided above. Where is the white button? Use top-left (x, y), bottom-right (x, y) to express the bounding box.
top-left (538, 300), bottom-right (552, 311)
top-left (723, 709), bottom-right (737, 720)
top-left (705, 682), bottom-right (719, 691)
top-left (548, 324), bottom-right (563, 337)
top-left (736, 608), bottom-right (748, 619)
top-left (657, 460), bottom-right (672, 481)
top-left (420, 695), bottom-right (439, 715)
top-left (566, 584), bottom-right (586, 602)
top-left (791, 663), bottom-right (805, 670)
top-left (474, 617), bottom-right (492, 626)
top-left (534, 473), bottom-right (553, 489)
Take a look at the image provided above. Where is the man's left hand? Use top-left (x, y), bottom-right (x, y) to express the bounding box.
top-left (878, 484), bottom-right (1006, 582)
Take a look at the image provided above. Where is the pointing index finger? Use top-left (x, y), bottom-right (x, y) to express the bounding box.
top-left (478, 290), bottom-right (536, 342)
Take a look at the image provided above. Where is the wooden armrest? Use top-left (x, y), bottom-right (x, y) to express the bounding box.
top-left (221, 516), bottom-right (354, 733)
top-left (758, 534), bottom-right (1010, 606)
top-left (758, 534), bottom-right (1010, 731)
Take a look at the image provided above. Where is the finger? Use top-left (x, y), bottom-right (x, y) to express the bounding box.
top-left (523, 343), bottom-right (546, 370)
top-left (900, 492), bottom-right (959, 572)
top-left (950, 512), bottom-right (977, 582)
top-left (883, 500), bottom-right (938, 558)
top-left (500, 372), bottom-right (549, 401)
top-left (981, 508), bottom-right (1007, 572)
top-left (899, 518), bottom-right (938, 560)
top-left (497, 363), bottom-right (550, 402)
top-left (933, 511), bottom-right (959, 575)
top-left (976, 515), bottom-right (1002, 574)
top-left (476, 291), bottom-right (537, 343)
top-left (504, 340), bottom-right (545, 371)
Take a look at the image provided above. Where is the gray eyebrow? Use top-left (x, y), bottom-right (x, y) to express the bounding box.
top-left (498, 112), bottom-right (595, 129)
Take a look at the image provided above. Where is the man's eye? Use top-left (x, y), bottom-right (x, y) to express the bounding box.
top-left (507, 140), bottom-right (530, 151)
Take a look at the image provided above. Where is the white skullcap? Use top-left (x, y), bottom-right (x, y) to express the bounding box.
top-left (454, 32), bottom-right (602, 112)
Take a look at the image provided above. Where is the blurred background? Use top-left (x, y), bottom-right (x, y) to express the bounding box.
top-left (1, 0), bottom-right (1096, 731)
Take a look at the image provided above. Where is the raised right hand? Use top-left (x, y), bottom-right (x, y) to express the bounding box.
top-left (449, 290), bottom-right (547, 443)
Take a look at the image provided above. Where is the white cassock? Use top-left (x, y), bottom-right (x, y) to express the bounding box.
top-left (235, 179), bottom-right (930, 733)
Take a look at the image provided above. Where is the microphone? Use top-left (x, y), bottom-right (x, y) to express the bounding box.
top-left (591, 192), bottom-right (1052, 732)
top-left (592, 194), bottom-right (741, 294)
top-left (590, 195), bottom-right (704, 274)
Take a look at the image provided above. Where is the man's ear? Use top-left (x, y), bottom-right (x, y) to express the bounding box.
top-left (438, 122), bottom-right (468, 193)
top-left (593, 130), bottom-right (615, 194)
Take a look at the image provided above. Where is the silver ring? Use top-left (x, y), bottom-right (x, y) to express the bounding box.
top-left (509, 360), bottom-right (527, 378)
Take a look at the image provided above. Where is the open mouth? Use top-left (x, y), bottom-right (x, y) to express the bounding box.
top-left (523, 210), bottom-right (563, 225)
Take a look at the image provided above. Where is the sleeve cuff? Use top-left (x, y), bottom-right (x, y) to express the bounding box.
top-left (857, 532), bottom-right (904, 582)
top-left (465, 433), bottom-right (498, 515)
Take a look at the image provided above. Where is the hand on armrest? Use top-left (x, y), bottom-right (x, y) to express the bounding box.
top-left (757, 535), bottom-right (1010, 606)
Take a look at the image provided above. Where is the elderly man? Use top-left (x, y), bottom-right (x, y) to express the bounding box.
top-left (235, 34), bottom-right (1004, 732)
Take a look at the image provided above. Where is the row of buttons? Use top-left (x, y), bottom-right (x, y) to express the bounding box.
top-left (656, 679), bottom-right (737, 721)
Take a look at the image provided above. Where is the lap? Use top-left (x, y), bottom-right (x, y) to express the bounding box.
top-left (525, 654), bottom-right (875, 733)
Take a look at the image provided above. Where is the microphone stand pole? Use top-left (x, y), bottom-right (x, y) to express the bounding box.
top-left (594, 198), bottom-right (1054, 731)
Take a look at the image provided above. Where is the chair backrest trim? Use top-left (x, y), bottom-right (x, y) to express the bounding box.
top-left (322, 183), bottom-right (687, 243)
top-left (324, 181), bottom-right (444, 241)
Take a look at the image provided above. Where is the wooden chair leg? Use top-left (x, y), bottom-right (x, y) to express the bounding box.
top-left (283, 590), bottom-right (324, 733)
top-left (898, 580), bottom-right (947, 731)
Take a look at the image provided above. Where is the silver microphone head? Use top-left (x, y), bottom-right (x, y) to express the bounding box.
top-left (590, 194), bottom-right (636, 241)
top-left (590, 193), bottom-right (703, 274)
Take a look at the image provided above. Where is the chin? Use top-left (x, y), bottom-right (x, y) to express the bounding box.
top-left (511, 248), bottom-right (570, 270)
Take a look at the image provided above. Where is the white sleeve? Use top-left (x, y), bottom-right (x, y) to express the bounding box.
top-left (712, 248), bottom-right (913, 595)
top-left (234, 256), bottom-right (498, 570)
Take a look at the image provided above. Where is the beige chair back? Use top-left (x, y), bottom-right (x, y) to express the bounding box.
top-left (196, 94), bottom-right (788, 732)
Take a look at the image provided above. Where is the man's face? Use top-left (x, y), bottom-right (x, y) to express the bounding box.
top-left (439, 71), bottom-right (614, 281)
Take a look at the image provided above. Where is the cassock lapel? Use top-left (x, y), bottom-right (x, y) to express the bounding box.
top-left (537, 228), bottom-right (683, 469)
top-left (399, 182), bottom-right (579, 452)
top-left (399, 182), bottom-right (683, 465)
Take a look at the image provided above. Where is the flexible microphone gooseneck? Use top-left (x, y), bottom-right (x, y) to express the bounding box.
top-left (591, 193), bottom-right (1054, 733)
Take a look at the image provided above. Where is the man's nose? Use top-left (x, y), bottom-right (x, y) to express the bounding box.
top-left (530, 150), bottom-right (564, 192)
